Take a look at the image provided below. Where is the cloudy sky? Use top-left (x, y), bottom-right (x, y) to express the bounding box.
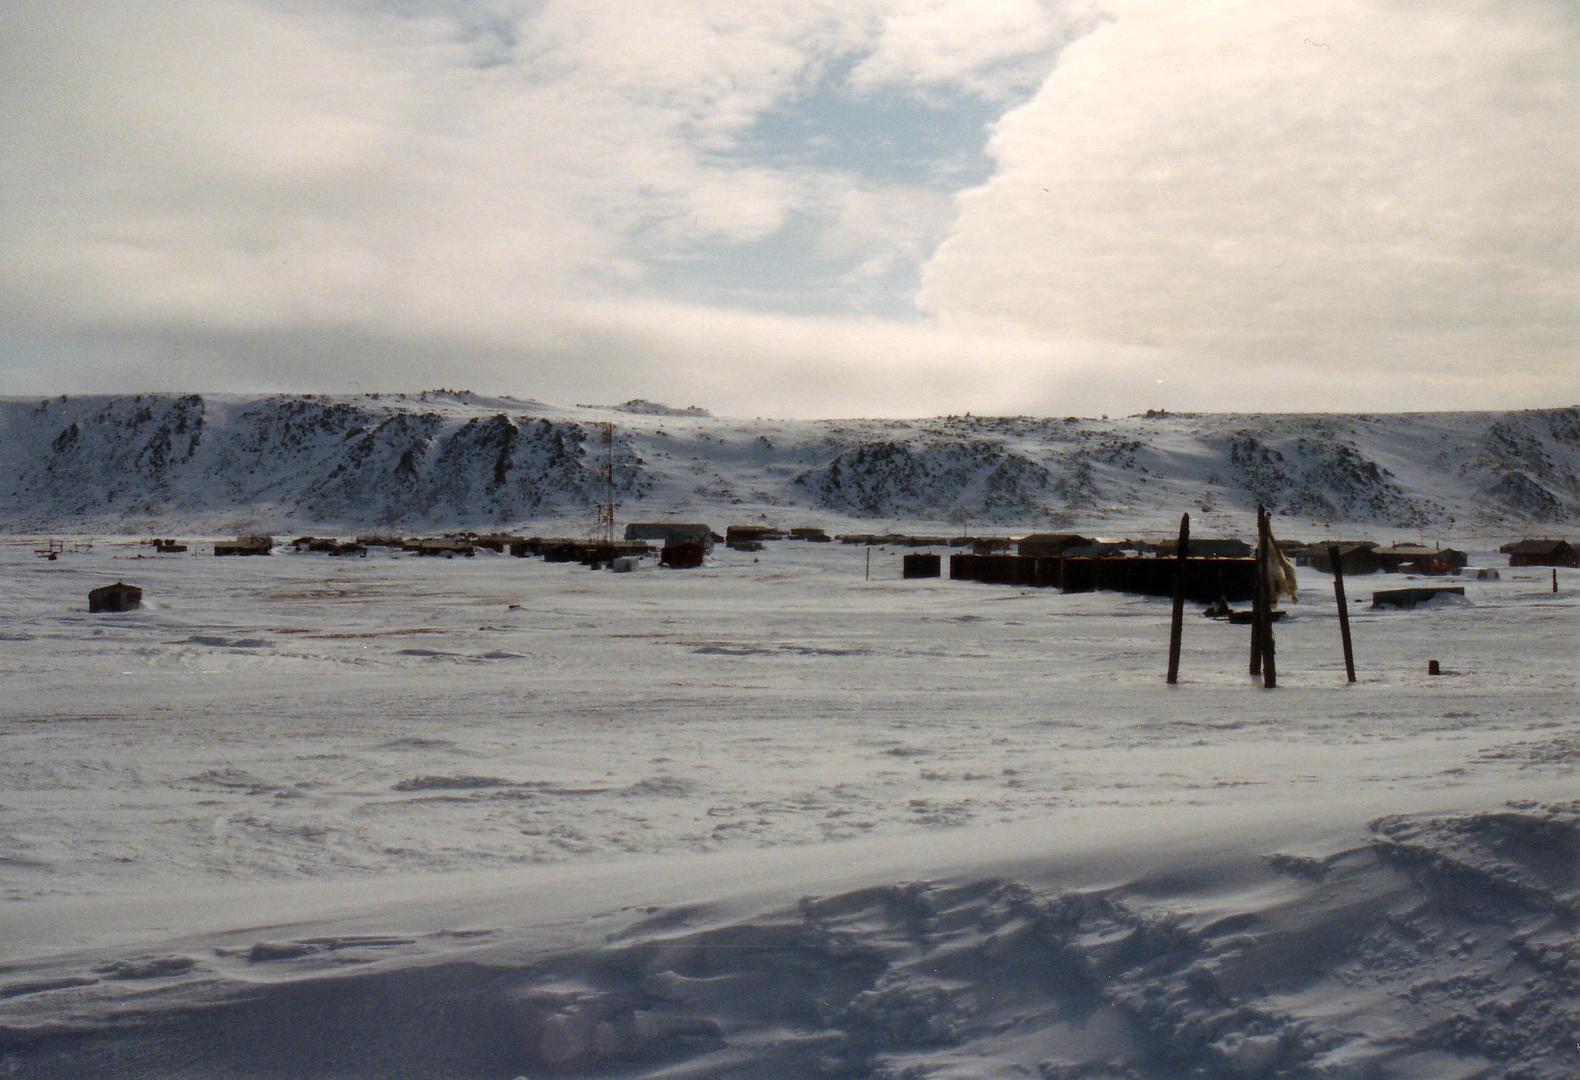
top-left (3, 0), bottom-right (1576, 417)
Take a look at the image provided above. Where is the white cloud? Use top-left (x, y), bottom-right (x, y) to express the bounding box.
top-left (920, 0), bottom-right (1580, 392)
top-left (851, 0), bottom-right (1108, 99)
top-left (3, 0), bottom-right (1571, 416)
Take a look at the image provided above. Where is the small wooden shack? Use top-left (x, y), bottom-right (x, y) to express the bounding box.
top-left (902, 553), bottom-right (942, 579)
top-left (948, 553), bottom-right (1256, 602)
top-left (214, 535), bottom-right (273, 556)
top-left (661, 541), bottom-right (706, 569)
top-left (1016, 533), bottom-right (1093, 558)
top-left (625, 523), bottom-right (715, 550)
top-left (89, 582), bottom-right (142, 613)
top-left (1145, 536), bottom-right (1253, 558)
top-left (411, 539), bottom-right (475, 558)
top-left (726, 524), bottom-right (782, 543)
top-left (1506, 539), bottom-right (1579, 568)
top-left (1306, 542), bottom-right (1382, 575)
top-left (1372, 586), bottom-right (1465, 610)
top-left (1373, 544), bottom-right (1468, 573)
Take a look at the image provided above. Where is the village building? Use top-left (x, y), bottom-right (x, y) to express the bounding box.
top-left (1306, 542), bottom-right (1383, 575)
top-left (660, 541), bottom-right (706, 569)
top-left (1372, 544), bottom-right (1469, 573)
top-left (725, 524), bottom-right (782, 543)
top-left (624, 523), bottom-right (715, 551)
top-left (410, 539), bottom-right (475, 558)
top-left (1506, 539), bottom-right (1579, 568)
top-left (214, 535), bottom-right (273, 556)
top-left (1016, 533), bottom-right (1094, 558)
top-left (88, 582), bottom-right (142, 613)
top-left (1141, 536), bottom-right (1253, 558)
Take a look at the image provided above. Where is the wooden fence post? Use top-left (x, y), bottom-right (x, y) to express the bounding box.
top-left (1167, 512), bottom-right (1190, 684)
top-left (1330, 543), bottom-right (1356, 683)
top-left (1256, 507), bottom-right (1277, 688)
top-left (1250, 506), bottom-right (1265, 676)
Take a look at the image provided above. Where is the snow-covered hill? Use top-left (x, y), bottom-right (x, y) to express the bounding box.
top-left (2, 391), bottom-right (1577, 536)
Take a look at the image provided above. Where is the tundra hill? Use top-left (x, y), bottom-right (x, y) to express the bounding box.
top-left (2, 393), bottom-right (1577, 537)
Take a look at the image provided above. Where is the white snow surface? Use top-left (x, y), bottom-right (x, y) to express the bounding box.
top-left (1, 537), bottom-right (1577, 1078)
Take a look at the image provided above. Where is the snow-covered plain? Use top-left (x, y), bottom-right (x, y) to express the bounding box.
top-left (1, 537), bottom-right (1577, 1078)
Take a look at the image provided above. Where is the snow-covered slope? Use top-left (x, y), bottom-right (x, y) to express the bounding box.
top-left (2, 392), bottom-right (1577, 535)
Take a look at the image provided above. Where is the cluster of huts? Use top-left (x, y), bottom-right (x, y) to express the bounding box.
top-left (153, 527), bottom-right (1580, 587)
top-left (912, 531), bottom-right (1576, 604)
top-left (81, 525), bottom-right (1576, 616)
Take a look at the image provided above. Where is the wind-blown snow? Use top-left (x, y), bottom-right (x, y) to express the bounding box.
top-left (1, 536), bottom-right (1577, 1077)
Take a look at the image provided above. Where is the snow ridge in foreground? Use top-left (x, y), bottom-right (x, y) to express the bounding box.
top-left (3, 800), bottom-right (1577, 1079)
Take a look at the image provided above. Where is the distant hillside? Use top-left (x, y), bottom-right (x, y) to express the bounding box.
top-left (2, 392), bottom-right (1577, 537)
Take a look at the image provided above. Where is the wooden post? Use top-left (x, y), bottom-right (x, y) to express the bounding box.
top-left (1250, 506), bottom-right (1265, 676)
top-left (866, 546), bottom-right (871, 581)
top-left (1329, 544), bottom-right (1356, 683)
top-left (1167, 512), bottom-right (1190, 684)
top-left (1554, 568), bottom-right (1559, 593)
top-left (1257, 507), bottom-right (1277, 688)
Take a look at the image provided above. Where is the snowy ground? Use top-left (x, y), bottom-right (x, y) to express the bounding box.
top-left (1, 538), bottom-right (1576, 1078)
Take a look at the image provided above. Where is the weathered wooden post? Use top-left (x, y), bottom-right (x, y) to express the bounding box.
top-left (1554, 568), bottom-right (1559, 593)
top-left (1250, 506), bottom-right (1265, 676)
top-left (1255, 506), bottom-right (1277, 688)
top-left (1329, 543), bottom-right (1356, 683)
top-left (1167, 512), bottom-right (1190, 684)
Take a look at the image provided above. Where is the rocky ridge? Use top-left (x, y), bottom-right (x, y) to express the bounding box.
top-left (1, 393), bottom-right (1577, 535)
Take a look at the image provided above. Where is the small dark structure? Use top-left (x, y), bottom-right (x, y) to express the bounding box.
top-left (517, 538), bottom-right (649, 564)
top-left (841, 533), bottom-right (955, 548)
top-left (1306, 542), bottom-right (1382, 576)
top-left (726, 524), bottom-right (782, 544)
top-left (789, 527), bottom-right (830, 542)
top-left (1371, 586), bottom-right (1465, 610)
top-left (289, 535), bottom-right (365, 556)
top-left (1016, 533), bottom-right (1094, 558)
top-left (214, 535), bottom-right (273, 556)
top-left (949, 553), bottom-right (1256, 603)
top-left (154, 540), bottom-right (187, 553)
top-left (728, 539), bottom-right (764, 552)
top-left (1144, 536), bottom-right (1253, 558)
top-left (89, 582), bottom-right (142, 613)
top-left (902, 553), bottom-right (941, 579)
top-left (541, 542), bottom-right (582, 563)
top-left (661, 541), bottom-right (706, 569)
top-left (1373, 544), bottom-right (1468, 573)
top-left (1063, 541), bottom-right (1134, 558)
top-left (1506, 539), bottom-right (1579, 569)
top-left (1062, 556), bottom-right (1257, 603)
top-left (625, 523), bottom-right (715, 550)
top-left (412, 540), bottom-right (475, 558)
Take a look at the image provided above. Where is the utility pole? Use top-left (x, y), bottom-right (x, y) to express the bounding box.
top-left (598, 422), bottom-right (616, 550)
